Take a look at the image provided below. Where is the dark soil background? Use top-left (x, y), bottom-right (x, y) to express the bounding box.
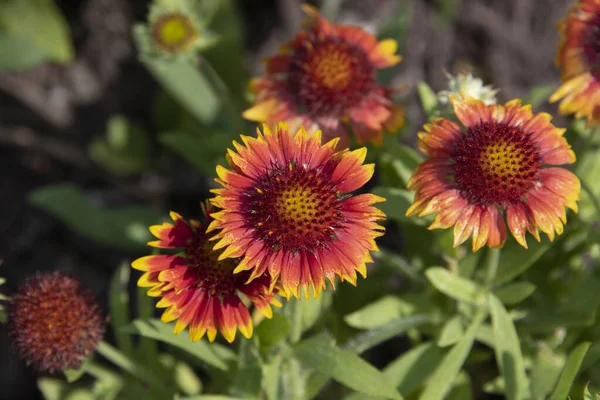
top-left (0, 0), bottom-right (573, 399)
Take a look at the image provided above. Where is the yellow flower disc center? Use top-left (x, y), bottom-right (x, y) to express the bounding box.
top-left (152, 13), bottom-right (197, 53)
top-left (451, 122), bottom-right (540, 205)
top-left (242, 162), bottom-right (343, 252)
top-left (311, 49), bottom-right (353, 89)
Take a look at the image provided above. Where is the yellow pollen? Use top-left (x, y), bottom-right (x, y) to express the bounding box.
top-left (480, 141), bottom-right (525, 179)
top-left (277, 185), bottom-right (320, 222)
top-left (256, 188), bottom-right (264, 194)
top-left (311, 48), bottom-right (353, 89)
top-left (152, 13), bottom-right (197, 52)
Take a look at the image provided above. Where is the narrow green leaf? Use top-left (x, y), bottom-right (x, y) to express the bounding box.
top-left (135, 286), bottom-right (159, 367)
top-left (530, 345), bottom-right (565, 400)
top-left (28, 184), bottom-right (159, 250)
top-left (549, 342), bottom-right (591, 400)
top-left (175, 396), bottom-right (248, 400)
top-left (418, 310), bottom-right (486, 400)
top-left (426, 267), bottom-right (485, 305)
top-left (138, 52), bottom-right (220, 124)
top-left (437, 316), bottom-right (464, 347)
top-left (109, 262), bottom-right (133, 356)
top-left (122, 319), bottom-right (234, 371)
top-left (447, 370), bottom-right (473, 400)
top-left (580, 342), bottom-right (600, 372)
top-left (493, 282), bottom-right (536, 305)
top-left (489, 294), bottom-right (529, 400)
top-left (344, 314), bottom-right (436, 354)
top-left (295, 333), bottom-right (403, 400)
top-left (299, 289), bottom-right (332, 333)
top-left (344, 296), bottom-right (405, 330)
top-left (0, 0), bottom-right (73, 63)
top-left (493, 240), bottom-right (551, 285)
top-left (262, 353), bottom-right (283, 400)
top-left (523, 84), bottom-right (554, 108)
top-left (159, 354), bottom-right (203, 396)
top-left (63, 357), bottom-right (90, 383)
top-left (418, 81), bottom-right (439, 118)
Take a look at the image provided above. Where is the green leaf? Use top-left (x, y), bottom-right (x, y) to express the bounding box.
top-left (344, 296), bottom-right (405, 330)
top-left (372, 187), bottom-right (421, 225)
top-left (299, 290), bottom-right (332, 333)
top-left (230, 339), bottom-right (262, 399)
top-left (376, 2), bottom-right (410, 85)
top-left (418, 310), bottom-right (486, 400)
top-left (493, 240), bottom-right (551, 285)
top-left (262, 353), bottom-right (283, 400)
top-left (0, 0), bottom-right (73, 64)
top-left (447, 370), bottom-right (472, 400)
top-left (0, 34), bottom-right (48, 71)
top-left (425, 267), bottom-right (485, 305)
top-left (122, 319), bottom-right (234, 371)
top-left (175, 396), bottom-right (248, 400)
top-left (28, 184), bottom-right (160, 250)
top-left (418, 81), bottom-right (439, 119)
top-left (580, 342), bottom-right (600, 372)
top-left (63, 357), bottom-right (90, 383)
top-left (378, 144), bottom-right (423, 187)
top-left (89, 115), bottom-right (150, 177)
top-left (549, 342), bottom-right (591, 400)
top-left (438, 316), bottom-right (464, 347)
top-left (344, 343), bottom-right (445, 400)
top-left (136, 47), bottom-right (220, 124)
top-left (493, 282), bottom-right (536, 305)
top-left (256, 312), bottom-right (291, 350)
top-left (109, 262), bottom-right (133, 356)
top-left (489, 294), bottom-right (529, 400)
top-left (344, 314), bottom-right (437, 354)
top-left (294, 333), bottom-right (403, 400)
top-left (158, 354), bottom-right (202, 396)
top-left (159, 130), bottom-right (234, 176)
top-left (530, 345), bottom-right (565, 400)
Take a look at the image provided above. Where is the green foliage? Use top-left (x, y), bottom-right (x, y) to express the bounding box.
top-left (0, 0), bottom-right (73, 70)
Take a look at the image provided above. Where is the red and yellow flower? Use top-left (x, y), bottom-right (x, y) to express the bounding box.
top-left (208, 122), bottom-right (386, 299)
top-left (550, 0), bottom-right (600, 124)
top-left (132, 203), bottom-right (281, 343)
top-left (406, 97), bottom-right (580, 251)
top-left (243, 4), bottom-right (404, 148)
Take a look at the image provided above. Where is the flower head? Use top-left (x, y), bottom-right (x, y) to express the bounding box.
top-left (135, 0), bottom-right (217, 59)
top-left (243, 4), bottom-right (404, 148)
top-left (437, 71), bottom-right (498, 106)
top-left (208, 122), bottom-right (386, 299)
top-left (8, 272), bottom-right (105, 372)
top-left (550, 0), bottom-right (600, 124)
top-left (406, 97), bottom-right (580, 251)
top-left (132, 202), bottom-right (280, 343)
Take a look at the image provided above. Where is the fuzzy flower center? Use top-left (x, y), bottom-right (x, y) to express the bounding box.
top-left (152, 13), bottom-right (197, 52)
top-left (288, 38), bottom-right (376, 116)
top-left (583, 15), bottom-right (600, 80)
top-left (242, 162), bottom-right (343, 253)
top-left (185, 233), bottom-right (242, 297)
top-left (451, 122), bottom-right (540, 205)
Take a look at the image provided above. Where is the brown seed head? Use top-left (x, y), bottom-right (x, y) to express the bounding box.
top-left (8, 271), bottom-right (106, 372)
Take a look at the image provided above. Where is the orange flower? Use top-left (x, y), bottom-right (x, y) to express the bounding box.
top-left (208, 122), bottom-right (386, 299)
top-left (243, 4), bottom-right (404, 148)
top-left (132, 203), bottom-right (280, 343)
top-left (407, 97), bottom-right (580, 251)
top-left (550, 0), bottom-right (600, 124)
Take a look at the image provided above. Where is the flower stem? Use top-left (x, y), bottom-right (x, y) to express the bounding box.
top-left (581, 179), bottom-right (600, 217)
top-left (483, 247), bottom-right (500, 288)
top-left (95, 340), bottom-right (171, 396)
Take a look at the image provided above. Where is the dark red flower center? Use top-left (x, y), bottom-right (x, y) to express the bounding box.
top-left (185, 233), bottom-right (245, 297)
top-left (583, 14), bottom-right (600, 81)
top-left (287, 37), bottom-right (377, 116)
top-left (240, 161), bottom-right (344, 254)
top-left (451, 122), bottom-right (540, 206)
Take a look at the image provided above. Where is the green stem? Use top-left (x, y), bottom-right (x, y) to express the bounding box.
top-left (95, 341), bottom-right (171, 396)
top-left (483, 247), bottom-right (500, 288)
top-left (289, 298), bottom-right (303, 344)
top-left (86, 360), bottom-right (122, 383)
top-left (582, 179), bottom-right (600, 217)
